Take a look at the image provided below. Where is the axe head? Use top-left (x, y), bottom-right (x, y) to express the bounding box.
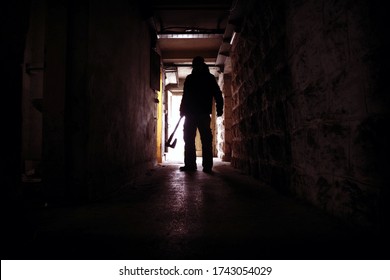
top-left (166, 138), bottom-right (177, 149)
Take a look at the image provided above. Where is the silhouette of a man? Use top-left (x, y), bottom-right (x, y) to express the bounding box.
top-left (179, 56), bottom-right (224, 173)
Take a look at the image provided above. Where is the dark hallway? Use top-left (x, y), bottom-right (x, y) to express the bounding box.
top-left (2, 0), bottom-right (389, 261)
top-left (5, 160), bottom-right (384, 260)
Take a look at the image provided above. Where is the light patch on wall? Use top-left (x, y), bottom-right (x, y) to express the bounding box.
top-left (165, 69), bottom-right (178, 85)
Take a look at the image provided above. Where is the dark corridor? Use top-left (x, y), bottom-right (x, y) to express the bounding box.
top-left (3, 160), bottom-right (384, 260)
top-left (2, 0), bottom-right (389, 260)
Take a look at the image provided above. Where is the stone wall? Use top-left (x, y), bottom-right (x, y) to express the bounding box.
top-left (230, 0), bottom-right (387, 226)
top-left (231, 0), bottom-right (291, 194)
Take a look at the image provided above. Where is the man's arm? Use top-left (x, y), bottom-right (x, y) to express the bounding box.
top-left (211, 76), bottom-right (224, 116)
top-left (180, 78), bottom-right (189, 117)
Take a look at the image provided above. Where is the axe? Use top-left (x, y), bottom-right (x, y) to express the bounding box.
top-left (165, 116), bottom-right (183, 149)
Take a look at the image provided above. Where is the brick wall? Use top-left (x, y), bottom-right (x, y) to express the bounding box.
top-left (231, 0), bottom-right (291, 193)
top-left (230, 0), bottom-right (387, 226)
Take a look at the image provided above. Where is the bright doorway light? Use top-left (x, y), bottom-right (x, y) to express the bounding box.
top-left (165, 91), bottom-right (185, 163)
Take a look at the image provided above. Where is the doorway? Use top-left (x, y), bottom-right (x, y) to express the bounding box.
top-left (163, 65), bottom-right (221, 164)
top-left (165, 91), bottom-right (185, 163)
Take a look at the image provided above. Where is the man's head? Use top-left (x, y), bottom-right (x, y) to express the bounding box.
top-left (192, 56), bottom-right (205, 68)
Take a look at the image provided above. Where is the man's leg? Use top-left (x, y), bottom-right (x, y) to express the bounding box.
top-left (182, 116), bottom-right (197, 170)
top-left (198, 114), bottom-right (213, 172)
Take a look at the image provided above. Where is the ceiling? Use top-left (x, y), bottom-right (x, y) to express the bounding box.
top-left (148, 0), bottom-right (241, 80)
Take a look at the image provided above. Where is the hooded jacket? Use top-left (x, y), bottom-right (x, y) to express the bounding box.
top-left (180, 63), bottom-right (224, 116)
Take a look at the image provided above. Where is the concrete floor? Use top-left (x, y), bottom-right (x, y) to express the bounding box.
top-left (4, 159), bottom-right (386, 260)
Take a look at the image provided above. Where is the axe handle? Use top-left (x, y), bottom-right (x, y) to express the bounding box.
top-left (167, 116), bottom-right (183, 143)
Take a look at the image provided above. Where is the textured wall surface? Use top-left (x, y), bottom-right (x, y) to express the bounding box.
top-left (285, 0), bottom-right (386, 225)
top-left (85, 1), bottom-right (156, 200)
top-left (231, 0), bottom-right (291, 193)
top-left (230, 0), bottom-right (387, 226)
top-left (42, 0), bottom-right (156, 201)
